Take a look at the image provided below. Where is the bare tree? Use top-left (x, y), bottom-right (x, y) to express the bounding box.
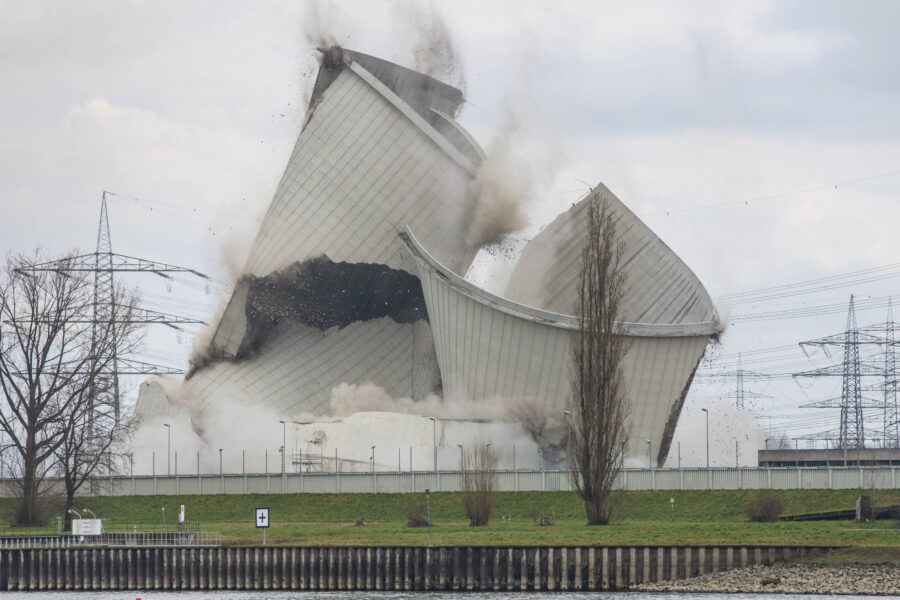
top-left (0, 251), bottom-right (138, 525)
top-left (460, 443), bottom-right (498, 526)
top-left (569, 197), bottom-right (630, 526)
top-left (55, 379), bottom-right (137, 529)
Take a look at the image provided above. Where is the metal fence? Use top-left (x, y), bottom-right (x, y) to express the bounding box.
top-left (0, 466), bottom-right (896, 497)
top-left (0, 531), bottom-right (220, 548)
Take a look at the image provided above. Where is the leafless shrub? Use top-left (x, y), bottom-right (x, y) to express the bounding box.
top-left (461, 444), bottom-right (497, 526)
top-left (747, 491), bottom-right (785, 522)
top-left (402, 500), bottom-right (430, 528)
top-left (528, 507), bottom-right (556, 526)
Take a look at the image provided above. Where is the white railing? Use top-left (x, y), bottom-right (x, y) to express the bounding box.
top-left (0, 466), bottom-right (896, 497)
top-left (0, 531), bottom-right (220, 548)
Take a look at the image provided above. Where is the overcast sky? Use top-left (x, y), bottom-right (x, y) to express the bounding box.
top-left (2, 0), bottom-right (899, 454)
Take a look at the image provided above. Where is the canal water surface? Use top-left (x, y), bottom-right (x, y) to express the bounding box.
top-left (2, 592), bottom-right (895, 599)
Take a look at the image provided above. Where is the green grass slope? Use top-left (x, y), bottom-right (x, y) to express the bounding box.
top-left (3, 489), bottom-right (898, 547)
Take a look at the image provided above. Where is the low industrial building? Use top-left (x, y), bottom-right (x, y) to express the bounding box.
top-left (758, 447), bottom-right (900, 468)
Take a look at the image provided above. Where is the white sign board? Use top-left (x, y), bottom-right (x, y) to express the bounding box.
top-left (255, 507), bottom-right (270, 528)
top-left (72, 519), bottom-right (102, 535)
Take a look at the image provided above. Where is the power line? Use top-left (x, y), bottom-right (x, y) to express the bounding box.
top-left (642, 169), bottom-right (900, 218)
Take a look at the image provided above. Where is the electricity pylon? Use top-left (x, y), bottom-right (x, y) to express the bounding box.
top-left (794, 295), bottom-right (886, 449)
top-left (715, 353), bottom-right (773, 412)
top-left (17, 192), bottom-right (208, 420)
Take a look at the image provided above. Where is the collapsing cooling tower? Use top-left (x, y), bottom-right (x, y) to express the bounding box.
top-left (135, 47), bottom-right (720, 467)
top-left (402, 183), bottom-right (719, 466)
top-left (181, 47), bottom-right (485, 419)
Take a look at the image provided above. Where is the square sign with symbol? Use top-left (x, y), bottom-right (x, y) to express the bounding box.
top-left (255, 507), bottom-right (270, 529)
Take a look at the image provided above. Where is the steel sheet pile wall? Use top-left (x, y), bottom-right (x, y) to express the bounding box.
top-left (0, 544), bottom-right (824, 591)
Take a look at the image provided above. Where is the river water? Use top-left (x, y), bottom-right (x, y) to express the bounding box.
top-left (4, 593), bottom-right (896, 599)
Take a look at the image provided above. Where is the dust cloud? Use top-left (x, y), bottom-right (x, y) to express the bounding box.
top-left (128, 380), bottom-right (548, 474)
top-left (128, 380), bottom-right (296, 475)
top-left (465, 110), bottom-right (532, 249)
top-left (300, 0), bottom-right (339, 52)
top-left (327, 382), bottom-right (539, 424)
top-left (395, 1), bottom-right (466, 97)
top-left (662, 397), bottom-right (766, 468)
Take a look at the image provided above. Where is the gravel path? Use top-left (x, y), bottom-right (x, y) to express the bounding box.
top-left (635, 563), bottom-right (900, 595)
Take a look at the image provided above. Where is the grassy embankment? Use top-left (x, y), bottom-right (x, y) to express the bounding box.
top-left (3, 489), bottom-right (899, 547)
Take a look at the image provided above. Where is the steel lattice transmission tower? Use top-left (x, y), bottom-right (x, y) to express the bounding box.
top-left (793, 295), bottom-right (886, 449)
top-left (716, 353), bottom-right (773, 412)
top-left (840, 296), bottom-right (864, 446)
top-left (17, 192), bottom-right (209, 420)
top-left (91, 194), bottom-right (119, 420)
top-left (866, 298), bottom-right (900, 447)
top-left (883, 300), bottom-right (899, 446)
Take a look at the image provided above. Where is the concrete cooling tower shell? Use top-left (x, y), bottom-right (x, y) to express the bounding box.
top-left (401, 184), bottom-right (719, 465)
top-left (180, 48), bottom-right (483, 419)
top-left (132, 48), bottom-right (720, 469)
top-left (505, 183), bottom-right (718, 326)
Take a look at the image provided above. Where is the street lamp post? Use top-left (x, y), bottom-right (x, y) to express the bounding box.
top-left (279, 420), bottom-right (286, 476)
top-left (219, 449), bottom-right (223, 475)
top-left (370, 446), bottom-right (376, 473)
top-left (163, 423), bottom-right (171, 476)
top-left (428, 417), bottom-right (436, 473)
top-left (646, 439), bottom-right (652, 469)
top-left (765, 438), bottom-right (771, 468)
top-left (700, 409), bottom-right (709, 469)
top-left (562, 410), bottom-right (573, 471)
top-left (457, 444), bottom-right (463, 471)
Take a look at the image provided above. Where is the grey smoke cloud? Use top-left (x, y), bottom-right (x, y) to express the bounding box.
top-left (465, 110), bottom-right (532, 248)
top-left (398, 1), bottom-right (467, 96)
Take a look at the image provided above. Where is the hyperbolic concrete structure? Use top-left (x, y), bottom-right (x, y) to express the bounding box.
top-left (135, 47), bottom-right (720, 466)
top-left (403, 184), bottom-right (719, 466)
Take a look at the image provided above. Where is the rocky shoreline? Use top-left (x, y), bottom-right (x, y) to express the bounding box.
top-left (635, 563), bottom-right (900, 595)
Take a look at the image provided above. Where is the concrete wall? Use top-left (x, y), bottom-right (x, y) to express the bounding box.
top-left (2, 467), bottom-right (897, 498)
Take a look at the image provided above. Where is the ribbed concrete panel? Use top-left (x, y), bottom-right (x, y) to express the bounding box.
top-left (403, 230), bottom-right (709, 464)
top-left (243, 65), bottom-right (476, 278)
top-left (132, 379), bottom-right (186, 423)
top-left (210, 278), bottom-right (249, 355)
top-left (505, 184), bottom-right (718, 327)
top-left (186, 317), bottom-right (440, 419)
top-left (181, 54), bottom-right (481, 419)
